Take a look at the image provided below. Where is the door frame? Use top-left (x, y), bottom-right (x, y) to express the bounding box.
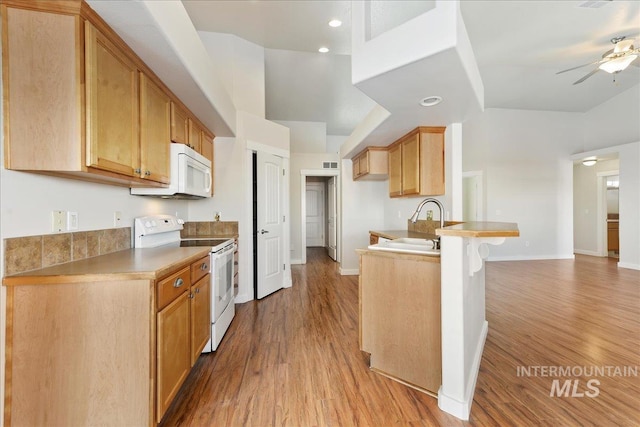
top-left (300, 169), bottom-right (340, 264)
top-left (462, 170), bottom-right (484, 221)
top-left (597, 169), bottom-right (619, 257)
top-left (305, 181), bottom-right (326, 248)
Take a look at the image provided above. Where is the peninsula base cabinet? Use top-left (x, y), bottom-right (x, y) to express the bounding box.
top-left (3, 255), bottom-right (211, 426)
top-left (358, 250), bottom-right (442, 395)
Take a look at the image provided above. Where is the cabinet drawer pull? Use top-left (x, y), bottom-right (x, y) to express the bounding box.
top-left (200, 263), bottom-right (208, 271)
top-left (188, 293), bottom-right (194, 299)
top-left (174, 278), bottom-right (184, 288)
top-left (145, 170), bottom-right (151, 176)
top-left (134, 168), bottom-right (141, 174)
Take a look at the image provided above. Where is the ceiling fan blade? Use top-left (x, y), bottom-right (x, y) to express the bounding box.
top-left (556, 60), bottom-right (599, 74)
top-left (573, 68), bottom-right (600, 85)
top-left (614, 39), bottom-right (634, 53)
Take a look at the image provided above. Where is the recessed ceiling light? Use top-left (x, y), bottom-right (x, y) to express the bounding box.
top-left (328, 19), bottom-right (342, 28)
top-left (318, 47), bottom-right (329, 53)
top-left (419, 96), bottom-right (443, 107)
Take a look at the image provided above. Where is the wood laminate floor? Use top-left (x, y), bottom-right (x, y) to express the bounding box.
top-left (160, 249), bottom-right (640, 426)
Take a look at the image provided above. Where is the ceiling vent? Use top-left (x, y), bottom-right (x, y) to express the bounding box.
top-left (577, 0), bottom-right (611, 8)
top-left (322, 162), bottom-right (338, 169)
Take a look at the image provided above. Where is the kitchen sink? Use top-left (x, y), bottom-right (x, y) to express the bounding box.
top-left (368, 237), bottom-right (440, 256)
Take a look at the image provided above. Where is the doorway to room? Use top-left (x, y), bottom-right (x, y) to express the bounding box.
top-left (300, 169), bottom-right (339, 264)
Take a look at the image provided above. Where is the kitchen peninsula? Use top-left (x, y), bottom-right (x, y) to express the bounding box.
top-left (358, 221), bottom-right (519, 420)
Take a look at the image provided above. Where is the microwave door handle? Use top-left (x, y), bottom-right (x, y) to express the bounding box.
top-left (205, 169), bottom-right (212, 193)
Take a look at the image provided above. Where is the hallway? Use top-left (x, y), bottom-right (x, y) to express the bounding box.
top-left (160, 249), bottom-right (639, 426)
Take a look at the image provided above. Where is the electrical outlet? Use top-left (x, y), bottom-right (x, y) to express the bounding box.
top-left (114, 211), bottom-right (122, 227)
top-left (52, 210), bottom-right (66, 232)
top-left (67, 211), bottom-right (78, 230)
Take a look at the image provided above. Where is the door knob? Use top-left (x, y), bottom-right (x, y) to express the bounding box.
top-left (260, 229), bottom-right (269, 234)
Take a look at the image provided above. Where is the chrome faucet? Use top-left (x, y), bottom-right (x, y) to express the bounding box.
top-left (410, 198), bottom-right (445, 249)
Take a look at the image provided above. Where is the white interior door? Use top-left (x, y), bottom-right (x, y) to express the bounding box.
top-left (305, 182), bottom-right (325, 247)
top-left (327, 177), bottom-right (337, 260)
top-left (257, 152), bottom-right (284, 299)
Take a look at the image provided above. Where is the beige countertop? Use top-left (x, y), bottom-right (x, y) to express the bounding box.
top-left (436, 221), bottom-right (519, 238)
top-left (3, 246), bottom-right (211, 286)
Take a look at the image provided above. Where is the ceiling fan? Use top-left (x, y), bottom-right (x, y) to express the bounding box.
top-left (557, 36), bottom-right (640, 85)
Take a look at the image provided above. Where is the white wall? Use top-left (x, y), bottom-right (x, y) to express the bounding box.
top-left (198, 31), bottom-right (266, 119)
top-left (274, 121), bottom-right (327, 153)
top-left (462, 108), bottom-right (584, 260)
top-left (583, 85), bottom-right (640, 151)
top-left (339, 159), bottom-right (387, 274)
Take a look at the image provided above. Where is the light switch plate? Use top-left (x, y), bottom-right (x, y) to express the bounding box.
top-left (67, 211), bottom-right (78, 230)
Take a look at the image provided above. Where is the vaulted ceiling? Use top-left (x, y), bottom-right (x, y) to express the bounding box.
top-left (183, 0), bottom-right (640, 136)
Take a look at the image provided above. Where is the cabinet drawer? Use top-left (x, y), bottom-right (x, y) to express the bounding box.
top-left (191, 255), bottom-right (210, 284)
top-left (157, 266), bottom-right (190, 311)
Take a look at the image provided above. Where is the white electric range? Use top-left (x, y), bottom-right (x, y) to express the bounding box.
top-left (134, 214), bottom-right (236, 352)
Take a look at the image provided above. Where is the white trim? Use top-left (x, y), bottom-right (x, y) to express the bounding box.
top-left (234, 293), bottom-right (252, 304)
top-left (300, 169), bottom-right (340, 265)
top-left (596, 170), bottom-right (619, 258)
top-left (247, 140), bottom-right (289, 158)
top-left (438, 321), bottom-right (488, 420)
top-left (574, 249), bottom-right (603, 257)
top-left (462, 171), bottom-right (484, 221)
top-left (487, 254), bottom-right (575, 261)
top-left (290, 258), bottom-right (303, 265)
top-left (618, 262), bottom-right (640, 271)
top-left (339, 267), bottom-right (359, 276)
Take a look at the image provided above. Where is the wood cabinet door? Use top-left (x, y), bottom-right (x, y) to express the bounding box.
top-left (188, 119), bottom-right (202, 153)
top-left (388, 143), bottom-right (403, 197)
top-left (352, 154), bottom-right (361, 180)
top-left (190, 275), bottom-right (211, 365)
top-left (85, 22), bottom-right (139, 176)
top-left (157, 292), bottom-right (190, 422)
top-left (420, 130), bottom-right (445, 195)
top-left (170, 102), bottom-right (188, 145)
top-left (359, 151), bottom-right (370, 176)
top-left (401, 133), bottom-right (421, 196)
top-left (200, 132), bottom-right (214, 195)
top-left (139, 73), bottom-right (170, 184)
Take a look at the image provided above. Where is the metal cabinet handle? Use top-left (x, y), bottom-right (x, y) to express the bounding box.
top-left (145, 170), bottom-right (151, 176)
top-left (134, 168), bottom-right (141, 174)
top-left (173, 277), bottom-right (184, 288)
top-left (195, 288), bottom-right (200, 294)
top-left (188, 293), bottom-right (194, 299)
top-left (260, 229), bottom-right (269, 234)
top-left (200, 263), bottom-right (208, 271)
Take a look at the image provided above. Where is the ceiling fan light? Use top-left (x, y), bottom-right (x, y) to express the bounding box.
top-left (599, 55), bottom-right (637, 73)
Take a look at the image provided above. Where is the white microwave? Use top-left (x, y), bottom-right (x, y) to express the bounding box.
top-left (131, 144), bottom-right (211, 199)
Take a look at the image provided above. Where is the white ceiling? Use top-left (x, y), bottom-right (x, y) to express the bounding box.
top-left (183, 0), bottom-right (640, 137)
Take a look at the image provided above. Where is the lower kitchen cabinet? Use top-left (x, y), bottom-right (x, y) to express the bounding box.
top-left (157, 291), bottom-right (191, 421)
top-left (2, 248), bottom-right (211, 427)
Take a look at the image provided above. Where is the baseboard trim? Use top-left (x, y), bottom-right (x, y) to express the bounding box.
top-left (438, 320), bottom-right (488, 420)
top-left (339, 267), bottom-right (359, 276)
top-left (488, 254), bottom-right (575, 261)
top-left (618, 262), bottom-right (640, 271)
top-left (234, 292), bottom-right (252, 304)
top-left (574, 249), bottom-right (603, 257)
top-left (290, 258), bottom-right (303, 265)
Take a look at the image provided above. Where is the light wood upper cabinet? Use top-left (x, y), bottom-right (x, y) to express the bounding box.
top-left (388, 127), bottom-right (445, 197)
top-left (1, 1), bottom-right (215, 190)
top-left (85, 22), bottom-right (140, 177)
top-left (170, 101), bottom-right (189, 145)
top-left (188, 118), bottom-right (203, 154)
top-left (388, 143), bottom-right (403, 197)
top-left (352, 147), bottom-right (388, 181)
top-left (139, 72), bottom-right (171, 184)
top-left (201, 131), bottom-right (215, 195)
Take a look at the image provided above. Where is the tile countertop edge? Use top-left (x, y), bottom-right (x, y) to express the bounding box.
top-left (2, 247), bottom-right (211, 286)
top-left (435, 221), bottom-right (520, 238)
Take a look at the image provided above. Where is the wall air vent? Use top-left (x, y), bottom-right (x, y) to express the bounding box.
top-left (577, 0), bottom-right (611, 8)
top-left (322, 162), bottom-right (338, 169)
